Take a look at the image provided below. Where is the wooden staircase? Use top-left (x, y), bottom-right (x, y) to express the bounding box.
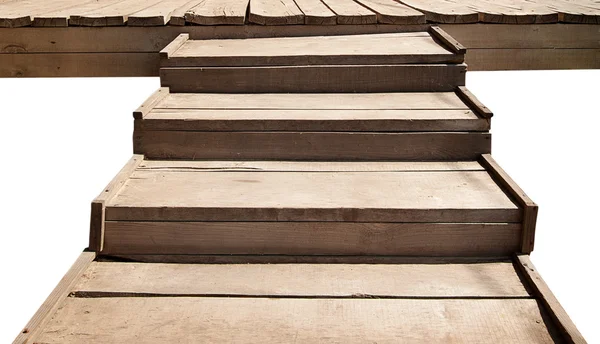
top-left (15, 27), bottom-right (585, 344)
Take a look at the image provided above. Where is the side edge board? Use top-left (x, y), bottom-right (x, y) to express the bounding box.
top-left (159, 33), bottom-right (189, 59)
top-left (89, 155), bottom-right (144, 251)
top-left (456, 86), bottom-right (493, 119)
top-left (480, 154), bottom-right (538, 253)
top-left (133, 87), bottom-right (170, 120)
top-left (12, 251), bottom-right (96, 344)
top-left (428, 26), bottom-right (467, 55)
top-left (514, 255), bottom-right (587, 344)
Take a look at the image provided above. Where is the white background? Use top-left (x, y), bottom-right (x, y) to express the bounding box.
top-left (0, 71), bottom-right (598, 343)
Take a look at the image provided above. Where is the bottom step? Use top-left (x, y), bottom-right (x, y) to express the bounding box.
top-left (15, 253), bottom-right (584, 343)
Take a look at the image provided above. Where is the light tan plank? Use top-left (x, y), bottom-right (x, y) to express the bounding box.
top-left (399, 0), bottom-right (479, 23)
top-left (133, 87), bottom-right (169, 119)
top-left (0, 0), bottom-right (86, 27)
top-left (516, 255), bottom-right (587, 343)
top-left (248, 0), bottom-right (304, 24)
top-left (322, 0), bottom-right (377, 24)
top-left (165, 0), bottom-right (202, 25)
top-left (140, 109), bottom-right (489, 131)
top-left (354, 0), bottom-right (426, 24)
top-left (136, 160), bottom-right (486, 171)
top-left (184, 0), bottom-right (249, 25)
top-left (32, 0), bottom-right (125, 27)
top-left (105, 169), bottom-right (518, 222)
top-left (160, 64), bottom-right (466, 93)
top-left (127, 0), bottom-right (196, 26)
top-left (294, 0), bottom-right (336, 24)
top-left (69, 0), bottom-right (166, 26)
top-left (164, 33), bottom-right (461, 66)
top-left (74, 262), bottom-right (529, 297)
top-left (134, 131), bottom-right (490, 161)
top-left (13, 252), bottom-right (95, 344)
top-left (103, 221), bottom-right (522, 256)
top-left (465, 0), bottom-right (559, 23)
top-left (155, 92), bottom-right (470, 110)
top-left (37, 298), bottom-right (556, 343)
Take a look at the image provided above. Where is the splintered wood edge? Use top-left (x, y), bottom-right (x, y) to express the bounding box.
top-left (12, 251), bottom-right (96, 344)
top-left (133, 87), bottom-right (170, 119)
top-left (479, 154), bottom-right (537, 253)
top-left (159, 33), bottom-right (189, 59)
top-left (89, 155), bottom-right (144, 251)
top-left (456, 86), bottom-right (493, 119)
top-left (428, 26), bottom-right (467, 55)
top-left (514, 255), bottom-right (587, 344)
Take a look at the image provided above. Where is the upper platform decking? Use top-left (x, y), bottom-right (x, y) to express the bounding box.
top-left (0, 0), bottom-right (598, 76)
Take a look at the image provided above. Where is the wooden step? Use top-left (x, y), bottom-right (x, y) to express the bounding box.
top-left (89, 155), bottom-right (537, 257)
top-left (159, 29), bottom-right (467, 93)
top-left (133, 87), bottom-right (492, 160)
top-left (20, 253), bottom-right (584, 343)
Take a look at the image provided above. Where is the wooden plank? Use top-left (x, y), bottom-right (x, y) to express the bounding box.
top-left (480, 154), bottom-right (537, 253)
top-left (74, 261), bottom-right (530, 297)
top-left (0, 52), bottom-right (159, 77)
top-left (105, 168), bottom-right (519, 222)
top-left (353, 0), bottom-right (426, 24)
top-left (134, 131), bottom-right (490, 160)
top-left (103, 221), bottom-right (522, 256)
top-left (515, 255), bottom-right (587, 343)
top-left (465, 48), bottom-right (600, 71)
top-left (294, 0), bottom-right (337, 25)
top-left (165, 0), bottom-right (202, 25)
top-left (154, 92), bottom-right (470, 110)
top-left (89, 155), bottom-right (143, 252)
top-left (162, 32), bottom-right (463, 67)
top-left (429, 26), bottom-right (466, 54)
top-left (158, 33), bottom-right (188, 58)
top-left (248, 0), bottom-right (304, 24)
top-left (69, 0), bottom-right (166, 26)
top-left (321, 0), bottom-right (377, 24)
top-left (127, 0), bottom-right (197, 26)
top-left (12, 251), bottom-right (95, 344)
top-left (456, 86), bottom-right (494, 119)
top-left (0, 0), bottom-right (85, 27)
top-left (184, 0), bottom-right (250, 25)
top-left (136, 160), bottom-right (486, 172)
top-left (36, 298), bottom-right (557, 343)
top-left (133, 87), bottom-right (169, 119)
top-left (399, 0), bottom-right (479, 23)
top-left (139, 109), bottom-right (489, 131)
top-left (32, 0), bottom-right (125, 27)
top-left (465, 0), bottom-right (559, 24)
top-left (160, 64), bottom-right (466, 93)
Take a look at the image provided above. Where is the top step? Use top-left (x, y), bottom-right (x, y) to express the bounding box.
top-left (159, 28), bottom-right (467, 93)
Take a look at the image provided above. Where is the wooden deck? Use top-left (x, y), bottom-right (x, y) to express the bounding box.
top-left (0, 0), bottom-right (598, 75)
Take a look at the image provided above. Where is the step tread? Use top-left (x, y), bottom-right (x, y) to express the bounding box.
top-left (162, 32), bottom-right (463, 67)
top-left (104, 159), bottom-right (519, 222)
top-left (74, 261), bottom-right (529, 297)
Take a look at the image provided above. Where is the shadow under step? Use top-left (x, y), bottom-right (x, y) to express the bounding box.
top-left (90, 155), bottom-right (536, 257)
top-left (159, 28), bottom-right (466, 93)
top-left (134, 87), bottom-right (491, 160)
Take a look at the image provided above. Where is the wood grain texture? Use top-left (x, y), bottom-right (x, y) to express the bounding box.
top-left (132, 87), bottom-right (169, 119)
top-left (102, 221), bottom-right (521, 256)
top-left (354, 0), bottom-right (426, 24)
top-left (294, 0), bottom-right (337, 25)
top-left (248, 0), bottom-right (304, 24)
top-left (160, 64), bottom-right (466, 93)
top-left (322, 0), bottom-right (377, 24)
top-left (104, 167), bottom-right (519, 222)
top-left (135, 131), bottom-right (490, 160)
top-left (36, 297), bottom-right (556, 343)
top-left (12, 251), bottom-right (95, 344)
top-left (429, 26), bottom-right (466, 54)
top-left (515, 255), bottom-right (587, 343)
top-left (480, 154), bottom-right (537, 253)
top-left (161, 32), bottom-right (463, 67)
top-left (69, 0), bottom-right (167, 26)
top-left (74, 261), bottom-right (530, 297)
top-left (127, 0), bottom-right (196, 26)
top-left (465, 48), bottom-right (600, 71)
top-left (184, 0), bottom-right (250, 25)
top-left (399, 0), bottom-right (479, 23)
top-left (456, 86), bottom-right (494, 119)
top-left (89, 155), bottom-right (143, 252)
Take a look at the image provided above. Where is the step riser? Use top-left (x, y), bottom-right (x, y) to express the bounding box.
top-left (101, 222), bottom-right (521, 257)
top-left (160, 64), bottom-right (466, 93)
top-left (133, 131), bottom-right (491, 160)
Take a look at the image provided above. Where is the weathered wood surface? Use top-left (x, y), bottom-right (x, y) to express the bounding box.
top-left (162, 32), bottom-right (463, 66)
top-left (74, 261), bottom-right (529, 297)
top-left (104, 160), bottom-right (519, 222)
top-left (36, 297), bottom-right (556, 343)
top-left (184, 0), bottom-right (250, 25)
top-left (160, 64), bottom-right (466, 93)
